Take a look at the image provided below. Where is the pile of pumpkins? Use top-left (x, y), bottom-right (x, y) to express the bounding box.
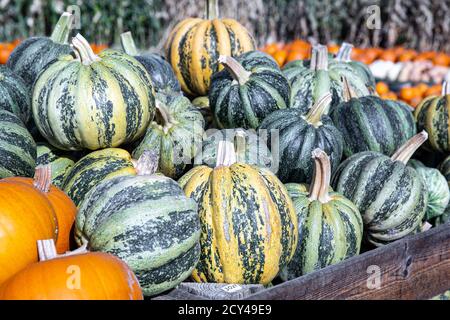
top-left (0, 0), bottom-right (450, 300)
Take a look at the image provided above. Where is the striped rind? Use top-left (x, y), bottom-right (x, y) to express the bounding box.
top-left (280, 183), bottom-right (362, 279)
top-left (179, 163), bottom-right (297, 284)
top-left (0, 110), bottom-right (36, 178)
top-left (36, 143), bottom-right (75, 188)
top-left (63, 148), bottom-right (135, 206)
top-left (165, 18), bottom-right (256, 96)
top-left (32, 49), bottom-right (156, 151)
top-left (0, 65), bottom-right (31, 123)
top-left (332, 151), bottom-right (427, 246)
top-left (75, 174), bottom-right (200, 296)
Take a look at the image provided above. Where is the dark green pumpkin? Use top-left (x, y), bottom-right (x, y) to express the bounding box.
top-left (0, 110), bottom-right (36, 178)
top-left (259, 93), bottom-right (343, 183)
top-left (331, 79), bottom-right (416, 157)
top-left (7, 12), bottom-right (73, 89)
top-left (332, 132), bottom-right (429, 246)
top-left (120, 31), bottom-right (180, 93)
top-left (36, 143), bottom-right (75, 189)
top-left (209, 51), bottom-right (290, 129)
top-left (75, 151), bottom-right (200, 296)
top-left (280, 149), bottom-right (362, 279)
top-left (0, 66), bottom-right (30, 124)
top-left (132, 93), bottom-right (204, 179)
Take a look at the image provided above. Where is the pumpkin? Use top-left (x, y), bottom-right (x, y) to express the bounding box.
top-left (179, 141), bottom-right (297, 284)
top-left (0, 110), bottom-right (36, 178)
top-left (192, 96), bottom-right (215, 129)
top-left (4, 166), bottom-right (77, 253)
top-left (194, 128), bottom-right (274, 171)
top-left (259, 93), bottom-right (343, 183)
top-left (120, 31), bottom-right (180, 93)
top-left (439, 155), bottom-right (450, 187)
top-left (63, 148), bottom-right (136, 206)
top-left (0, 179), bottom-right (57, 285)
top-left (332, 132), bottom-right (428, 246)
top-left (280, 149), bottom-right (362, 279)
top-left (164, 0), bottom-right (256, 96)
top-left (408, 159), bottom-right (449, 221)
top-left (0, 239), bottom-right (143, 300)
top-left (132, 93), bottom-right (204, 179)
top-left (36, 143), bottom-right (75, 188)
top-left (7, 12), bottom-right (73, 89)
top-left (0, 65), bottom-right (30, 124)
top-left (32, 33), bottom-right (156, 151)
top-left (414, 81), bottom-right (450, 153)
top-left (75, 151), bottom-right (200, 296)
top-left (331, 78), bottom-right (417, 158)
top-left (209, 51), bottom-right (290, 129)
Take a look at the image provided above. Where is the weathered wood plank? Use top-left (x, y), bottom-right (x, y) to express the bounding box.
top-left (245, 224), bottom-right (450, 300)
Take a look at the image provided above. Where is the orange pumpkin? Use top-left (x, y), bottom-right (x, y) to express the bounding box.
top-left (0, 239), bottom-right (143, 300)
top-left (273, 49), bottom-right (288, 66)
top-left (0, 180), bottom-right (57, 285)
top-left (375, 82), bottom-right (390, 95)
top-left (4, 166), bottom-right (77, 254)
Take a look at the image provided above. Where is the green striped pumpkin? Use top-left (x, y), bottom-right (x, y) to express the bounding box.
top-left (259, 93), bottom-right (343, 183)
top-left (75, 151), bottom-right (200, 296)
top-left (132, 92), bottom-right (204, 179)
top-left (32, 33), bottom-right (156, 151)
top-left (179, 141), bottom-right (297, 284)
top-left (0, 110), bottom-right (36, 178)
top-left (194, 128), bottom-right (274, 171)
top-left (36, 143), bottom-right (75, 189)
top-left (408, 159), bottom-right (449, 221)
top-left (280, 149), bottom-right (362, 279)
top-left (331, 78), bottom-right (416, 158)
top-left (7, 12), bottom-right (73, 89)
top-left (414, 81), bottom-right (450, 153)
top-left (63, 148), bottom-right (136, 206)
top-left (0, 66), bottom-right (30, 124)
top-left (332, 132), bottom-right (429, 246)
top-left (439, 155), bottom-right (450, 187)
top-left (209, 51), bottom-right (290, 129)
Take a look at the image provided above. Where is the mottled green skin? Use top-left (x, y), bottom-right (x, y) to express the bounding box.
top-left (75, 174), bottom-right (200, 296)
top-left (329, 59), bottom-right (376, 91)
top-left (0, 66), bottom-right (30, 124)
top-left (408, 159), bottom-right (449, 221)
top-left (192, 96), bottom-right (215, 129)
top-left (332, 151), bottom-right (428, 246)
top-left (439, 155), bottom-right (450, 185)
top-left (431, 289), bottom-right (450, 300)
top-left (36, 143), bottom-right (75, 188)
top-left (7, 37), bottom-right (72, 89)
top-left (132, 93), bottom-right (204, 179)
top-left (280, 183), bottom-right (362, 279)
top-left (331, 96), bottom-right (417, 158)
top-left (194, 128), bottom-right (274, 171)
top-left (210, 51), bottom-right (290, 129)
top-left (0, 110), bottom-right (36, 178)
top-left (259, 109), bottom-right (343, 183)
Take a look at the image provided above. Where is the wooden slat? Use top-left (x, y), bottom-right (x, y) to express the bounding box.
top-left (244, 224), bottom-right (450, 300)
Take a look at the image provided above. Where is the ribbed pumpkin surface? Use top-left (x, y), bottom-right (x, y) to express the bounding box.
top-left (36, 143), bottom-right (75, 188)
top-left (0, 110), bottom-right (36, 178)
top-left (0, 66), bottom-right (30, 124)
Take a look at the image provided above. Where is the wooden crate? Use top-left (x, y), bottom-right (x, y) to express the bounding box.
top-left (155, 223), bottom-right (450, 300)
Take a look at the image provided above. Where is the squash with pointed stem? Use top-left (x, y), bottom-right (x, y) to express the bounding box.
top-left (32, 33), bottom-right (156, 151)
top-left (280, 149), bottom-right (362, 279)
top-left (332, 132), bottom-right (429, 246)
top-left (260, 93), bottom-right (343, 183)
top-left (75, 151), bottom-right (200, 296)
top-left (0, 239), bottom-right (143, 300)
top-left (179, 141), bottom-right (297, 284)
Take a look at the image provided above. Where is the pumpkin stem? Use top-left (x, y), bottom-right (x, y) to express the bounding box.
top-left (38, 239), bottom-right (89, 262)
top-left (309, 149), bottom-right (332, 203)
top-left (391, 131), bottom-right (428, 164)
top-left (335, 42), bottom-right (353, 62)
top-left (71, 33), bottom-right (100, 65)
top-left (342, 76), bottom-right (357, 101)
top-left (218, 55), bottom-right (251, 86)
top-left (120, 31), bottom-right (139, 56)
top-left (33, 165), bottom-right (52, 193)
top-left (155, 99), bottom-right (177, 134)
top-left (312, 44), bottom-right (328, 71)
top-left (50, 12), bottom-right (73, 44)
top-left (442, 81), bottom-right (450, 96)
top-left (206, 0), bottom-right (219, 20)
top-left (215, 140), bottom-right (237, 168)
top-left (304, 93), bottom-right (333, 126)
top-left (135, 150), bottom-right (159, 176)
top-left (234, 129), bottom-right (247, 163)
